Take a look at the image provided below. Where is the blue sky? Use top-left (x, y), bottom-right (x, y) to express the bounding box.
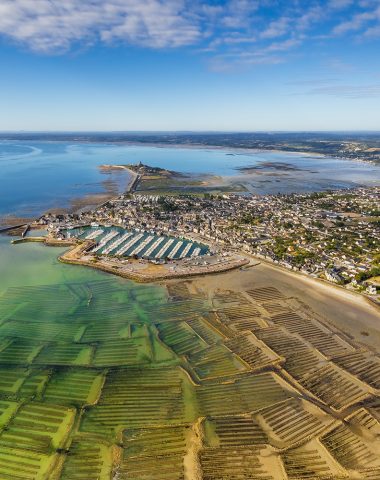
top-left (0, 0), bottom-right (379, 131)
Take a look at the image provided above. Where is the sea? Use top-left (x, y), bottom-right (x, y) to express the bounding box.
top-left (1, 139), bottom-right (380, 218)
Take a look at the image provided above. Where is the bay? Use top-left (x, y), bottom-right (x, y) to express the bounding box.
top-left (1, 140), bottom-right (380, 218)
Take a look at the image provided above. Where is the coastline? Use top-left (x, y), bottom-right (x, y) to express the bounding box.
top-left (96, 165), bottom-right (139, 200)
top-left (9, 207), bottom-right (379, 308)
top-left (13, 236), bottom-right (249, 282)
top-left (6, 136), bottom-right (373, 165)
top-left (92, 140), bottom-right (379, 170)
top-left (70, 165), bottom-right (139, 213)
top-left (77, 139), bottom-right (380, 166)
top-left (244, 250), bottom-right (380, 310)
top-left (1, 141), bottom-right (379, 221)
top-left (62, 146), bottom-right (380, 219)
top-left (194, 255), bottom-right (380, 353)
top-left (11, 234), bottom-right (380, 352)
top-left (174, 228), bottom-right (380, 311)
top-left (58, 250), bottom-right (249, 283)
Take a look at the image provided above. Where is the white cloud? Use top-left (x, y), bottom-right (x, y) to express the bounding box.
top-left (208, 34), bottom-right (301, 72)
top-left (221, 0), bottom-right (259, 29)
top-left (308, 83), bottom-right (380, 98)
top-left (0, 0), bottom-right (379, 79)
top-left (295, 5), bottom-right (324, 32)
top-left (260, 17), bottom-right (290, 39)
top-left (328, 0), bottom-right (353, 9)
top-left (0, 0), bottom-right (203, 52)
top-left (364, 24), bottom-right (380, 37)
top-left (332, 5), bottom-right (380, 36)
top-left (209, 53), bottom-right (283, 72)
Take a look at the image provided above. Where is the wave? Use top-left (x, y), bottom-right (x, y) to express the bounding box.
top-left (0, 143), bottom-right (43, 161)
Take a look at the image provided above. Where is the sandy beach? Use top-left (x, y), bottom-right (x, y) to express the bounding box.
top-left (194, 260), bottom-right (380, 352)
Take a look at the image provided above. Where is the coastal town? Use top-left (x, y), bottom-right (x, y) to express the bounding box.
top-left (36, 167), bottom-right (379, 297)
top-left (2, 2), bottom-right (380, 477)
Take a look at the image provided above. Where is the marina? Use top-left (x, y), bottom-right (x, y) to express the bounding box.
top-left (85, 229), bottom-right (104, 240)
top-left (144, 237), bottom-right (165, 257)
top-left (168, 241), bottom-right (183, 259)
top-left (92, 230), bottom-right (119, 253)
top-left (102, 232), bottom-right (133, 254)
top-left (66, 226), bottom-right (209, 261)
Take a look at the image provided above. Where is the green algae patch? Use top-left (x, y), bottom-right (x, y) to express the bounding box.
top-left (19, 369), bottom-right (51, 400)
top-left (202, 418), bottom-right (219, 448)
top-left (34, 344), bottom-right (94, 367)
top-left (80, 366), bottom-right (197, 440)
top-left (0, 368), bottom-right (29, 395)
top-left (43, 369), bottom-right (105, 406)
top-left (0, 340), bottom-right (42, 365)
top-left (92, 337), bottom-right (152, 367)
top-left (0, 400), bottom-right (20, 427)
top-left (60, 437), bottom-right (114, 480)
top-left (0, 446), bottom-right (61, 480)
top-left (0, 402), bottom-right (76, 452)
top-left (0, 237), bottom-right (207, 477)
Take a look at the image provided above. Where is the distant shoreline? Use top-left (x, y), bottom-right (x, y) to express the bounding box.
top-left (1, 140), bottom-right (379, 221)
top-left (0, 134), bottom-right (377, 165)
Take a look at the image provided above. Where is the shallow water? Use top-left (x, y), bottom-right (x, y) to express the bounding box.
top-left (0, 234), bottom-right (120, 291)
top-left (1, 140), bottom-right (380, 217)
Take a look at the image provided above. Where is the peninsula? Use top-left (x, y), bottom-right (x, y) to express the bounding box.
top-left (17, 164), bottom-right (377, 299)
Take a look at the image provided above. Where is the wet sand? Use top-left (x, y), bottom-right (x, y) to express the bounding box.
top-left (194, 261), bottom-right (380, 352)
top-left (0, 216), bottom-right (31, 227)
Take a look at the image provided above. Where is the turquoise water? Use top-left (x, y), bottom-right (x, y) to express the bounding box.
top-left (0, 234), bottom-right (115, 292)
top-left (1, 140), bottom-right (380, 218)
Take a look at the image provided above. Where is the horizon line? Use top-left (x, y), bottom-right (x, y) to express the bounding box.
top-left (1, 130), bottom-right (380, 134)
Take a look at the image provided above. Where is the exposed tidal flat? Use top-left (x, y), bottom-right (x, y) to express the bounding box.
top-left (2, 139), bottom-right (380, 218)
top-left (1, 234), bottom-right (380, 478)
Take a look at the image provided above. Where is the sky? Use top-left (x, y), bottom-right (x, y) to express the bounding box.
top-left (0, 0), bottom-right (379, 131)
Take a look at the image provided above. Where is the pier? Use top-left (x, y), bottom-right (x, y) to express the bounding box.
top-left (0, 223), bottom-right (33, 238)
top-left (21, 224), bottom-right (30, 238)
top-left (144, 237), bottom-right (165, 258)
top-left (102, 232), bottom-right (133, 255)
top-left (168, 241), bottom-right (183, 259)
top-left (92, 230), bottom-right (119, 253)
top-left (0, 224), bottom-right (27, 233)
top-left (155, 238), bottom-right (175, 259)
top-left (180, 243), bottom-right (193, 259)
top-left (115, 233), bottom-right (144, 256)
top-left (128, 173), bottom-right (141, 192)
top-left (129, 235), bottom-right (154, 257)
top-left (85, 229), bottom-right (104, 240)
